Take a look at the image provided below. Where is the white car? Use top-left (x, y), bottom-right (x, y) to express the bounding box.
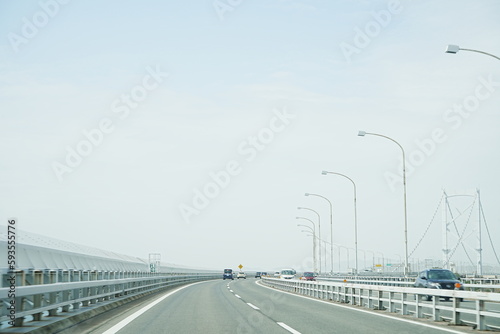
top-left (280, 269), bottom-right (296, 279)
top-left (237, 272), bottom-right (246, 279)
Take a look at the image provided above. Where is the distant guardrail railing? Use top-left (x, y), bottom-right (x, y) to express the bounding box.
top-left (316, 275), bottom-right (500, 292)
top-left (0, 269), bottom-right (219, 332)
top-left (261, 277), bottom-right (500, 331)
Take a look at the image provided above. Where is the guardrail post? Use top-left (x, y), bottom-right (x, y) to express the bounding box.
top-left (400, 292), bottom-right (408, 315)
top-left (81, 270), bottom-right (91, 306)
top-left (31, 270), bottom-right (43, 321)
top-left (16, 271), bottom-right (25, 326)
top-left (60, 270), bottom-right (71, 312)
top-left (388, 291), bottom-right (395, 313)
top-left (475, 299), bottom-right (485, 330)
top-left (72, 270), bottom-right (82, 310)
top-left (415, 294), bottom-right (422, 318)
top-left (341, 285), bottom-right (346, 303)
top-left (45, 270), bottom-right (58, 316)
top-left (451, 297), bottom-right (461, 326)
top-left (376, 291), bottom-right (383, 310)
top-left (432, 296), bottom-right (440, 321)
top-left (90, 270), bottom-right (99, 304)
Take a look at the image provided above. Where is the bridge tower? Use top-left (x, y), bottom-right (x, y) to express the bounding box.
top-left (441, 189), bottom-right (483, 275)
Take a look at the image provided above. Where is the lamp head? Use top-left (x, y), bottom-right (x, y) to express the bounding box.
top-left (305, 193), bottom-right (309, 196)
top-left (445, 44), bottom-right (460, 54)
top-left (321, 171), bottom-right (327, 175)
top-left (358, 130), bottom-right (366, 136)
top-left (297, 207), bottom-right (303, 210)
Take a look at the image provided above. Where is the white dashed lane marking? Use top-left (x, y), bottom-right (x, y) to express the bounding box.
top-left (246, 303), bottom-right (259, 310)
top-left (277, 322), bottom-right (302, 334)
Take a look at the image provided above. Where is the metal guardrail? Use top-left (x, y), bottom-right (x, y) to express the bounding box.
top-left (316, 275), bottom-right (500, 292)
top-left (262, 277), bottom-right (500, 331)
top-left (316, 277), bottom-right (500, 292)
top-left (318, 274), bottom-right (500, 283)
top-left (0, 269), bottom-right (219, 332)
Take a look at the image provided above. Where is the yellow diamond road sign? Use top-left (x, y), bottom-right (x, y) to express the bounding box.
top-left (238, 264), bottom-right (243, 269)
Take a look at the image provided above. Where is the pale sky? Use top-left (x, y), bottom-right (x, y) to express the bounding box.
top-left (1, 0), bottom-right (499, 273)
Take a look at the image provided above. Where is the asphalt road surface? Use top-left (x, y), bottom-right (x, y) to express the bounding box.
top-left (71, 278), bottom-right (477, 334)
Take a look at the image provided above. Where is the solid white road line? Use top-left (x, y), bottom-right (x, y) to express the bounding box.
top-left (256, 281), bottom-right (470, 334)
top-left (235, 294), bottom-right (241, 298)
top-left (101, 281), bottom-right (207, 334)
top-left (246, 303), bottom-right (260, 310)
top-left (277, 322), bottom-right (302, 334)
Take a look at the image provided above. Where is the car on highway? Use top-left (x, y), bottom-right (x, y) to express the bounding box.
top-left (236, 272), bottom-right (246, 279)
top-left (255, 272), bottom-right (262, 278)
top-left (413, 268), bottom-right (464, 301)
top-left (274, 271), bottom-right (280, 277)
top-left (223, 268), bottom-right (233, 280)
top-left (280, 268), bottom-right (296, 279)
top-left (300, 272), bottom-right (316, 281)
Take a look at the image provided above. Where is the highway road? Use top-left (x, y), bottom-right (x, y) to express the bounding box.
top-left (66, 278), bottom-right (477, 334)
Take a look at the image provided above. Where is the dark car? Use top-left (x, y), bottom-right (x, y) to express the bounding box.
top-left (255, 272), bottom-right (262, 278)
top-left (414, 269), bottom-right (464, 301)
top-left (223, 268), bottom-right (233, 280)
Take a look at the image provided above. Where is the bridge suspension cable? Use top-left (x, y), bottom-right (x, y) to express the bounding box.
top-left (480, 200), bottom-right (500, 266)
top-left (444, 198), bottom-right (476, 268)
top-left (444, 196), bottom-right (476, 267)
top-left (408, 192), bottom-right (444, 258)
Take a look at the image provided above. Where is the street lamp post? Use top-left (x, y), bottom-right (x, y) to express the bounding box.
top-left (376, 251), bottom-right (385, 273)
top-left (305, 193), bottom-right (333, 275)
top-left (445, 45), bottom-right (500, 61)
top-left (358, 130), bottom-right (409, 276)
top-left (298, 207), bottom-right (321, 274)
top-left (297, 217), bottom-right (317, 273)
top-left (337, 245), bottom-right (350, 274)
top-left (395, 253), bottom-right (402, 264)
top-left (321, 171), bottom-right (358, 275)
top-left (444, 47), bottom-right (497, 276)
top-left (362, 249), bottom-right (375, 270)
top-left (301, 231), bottom-right (316, 272)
